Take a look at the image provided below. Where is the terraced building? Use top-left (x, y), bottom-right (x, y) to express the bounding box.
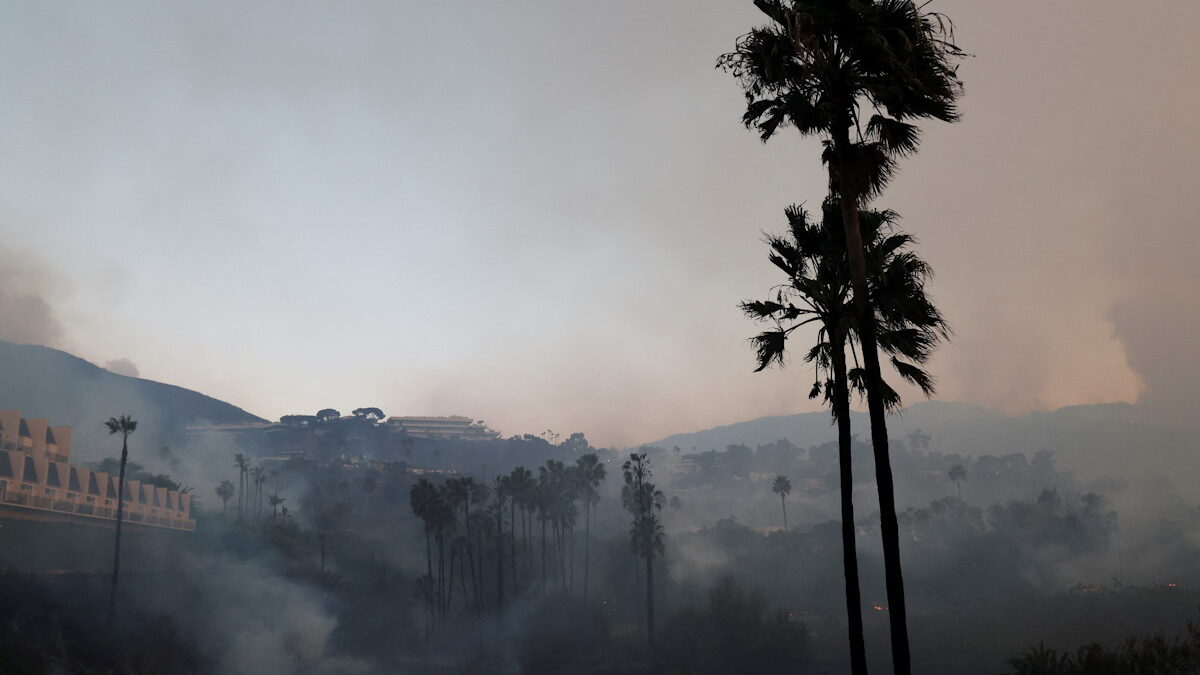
top-left (0, 410), bottom-right (194, 531)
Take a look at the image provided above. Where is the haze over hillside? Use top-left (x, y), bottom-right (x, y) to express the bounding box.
top-left (650, 400), bottom-right (1199, 492)
top-left (0, 339), bottom-right (265, 460)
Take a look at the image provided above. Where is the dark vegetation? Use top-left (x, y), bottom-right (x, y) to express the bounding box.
top-left (4, 421), bottom-right (1200, 673)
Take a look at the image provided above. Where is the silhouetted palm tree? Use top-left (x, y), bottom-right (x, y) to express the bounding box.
top-left (772, 475), bottom-right (792, 531)
top-left (622, 452), bottom-right (665, 653)
top-left (742, 202), bottom-right (948, 674)
top-left (948, 464), bottom-right (967, 500)
top-left (576, 453), bottom-right (606, 602)
top-left (234, 453), bottom-right (248, 523)
top-left (215, 480), bottom-right (234, 516)
top-left (409, 478), bottom-right (439, 622)
top-left (269, 494), bottom-right (285, 521)
top-left (250, 466), bottom-right (264, 519)
top-left (721, 4), bottom-right (964, 672)
top-left (105, 414), bottom-right (137, 620)
top-left (508, 466), bottom-right (534, 589)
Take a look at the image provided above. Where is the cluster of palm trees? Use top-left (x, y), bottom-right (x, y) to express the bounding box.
top-left (621, 453), bottom-right (665, 652)
top-left (224, 454), bottom-right (282, 523)
top-left (407, 454), bottom-right (608, 636)
top-left (722, 1), bottom-right (965, 674)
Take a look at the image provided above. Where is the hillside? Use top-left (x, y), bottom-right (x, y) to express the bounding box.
top-left (648, 400), bottom-right (1199, 492)
top-left (0, 340), bottom-right (265, 460)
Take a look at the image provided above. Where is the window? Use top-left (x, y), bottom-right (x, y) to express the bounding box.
top-left (20, 484), bottom-right (32, 491)
top-left (67, 492), bottom-right (77, 499)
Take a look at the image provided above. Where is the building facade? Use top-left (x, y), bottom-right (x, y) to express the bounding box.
top-left (0, 410), bottom-right (194, 532)
top-left (385, 416), bottom-right (501, 441)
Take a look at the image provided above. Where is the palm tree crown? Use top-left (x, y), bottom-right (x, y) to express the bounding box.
top-left (719, 0), bottom-right (964, 200)
top-left (105, 415), bottom-right (137, 439)
top-left (772, 475), bottom-right (792, 498)
top-left (742, 200), bottom-right (949, 412)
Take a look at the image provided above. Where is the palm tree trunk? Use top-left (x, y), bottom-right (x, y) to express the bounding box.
top-left (781, 494), bottom-right (788, 532)
top-left (464, 504), bottom-right (479, 611)
top-left (833, 123), bottom-right (910, 675)
top-left (459, 547), bottom-right (470, 608)
top-left (633, 553), bottom-right (642, 633)
top-left (107, 437), bottom-right (129, 620)
top-left (448, 545), bottom-right (457, 608)
top-left (510, 499), bottom-right (518, 593)
top-left (540, 516), bottom-right (547, 597)
top-left (558, 521), bottom-right (568, 592)
top-left (476, 528), bottom-right (485, 609)
top-left (438, 532), bottom-right (446, 613)
top-left (833, 330), bottom-right (869, 675)
top-left (425, 528), bottom-right (434, 618)
top-left (583, 501), bottom-right (591, 602)
top-left (645, 555), bottom-right (655, 653)
top-left (497, 504), bottom-right (504, 610)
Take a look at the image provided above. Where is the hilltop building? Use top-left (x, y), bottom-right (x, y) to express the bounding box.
top-left (0, 410), bottom-right (194, 532)
top-left (385, 416), bottom-right (501, 441)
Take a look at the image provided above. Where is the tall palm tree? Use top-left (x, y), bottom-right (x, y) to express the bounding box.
top-left (508, 466), bottom-right (534, 590)
top-left (250, 466), bottom-right (264, 519)
top-left (105, 414), bottom-right (137, 620)
top-left (721, 4), bottom-right (963, 672)
top-left (493, 475), bottom-right (507, 610)
top-left (622, 452), bottom-right (665, 653)
top-left (215, 480), bottom-right (234, 516)
top-left (269, 494), bottom-right (285, 521)
top-left (409, 478), bottom-right (438, 624)
top-left (575, 453), bottom-right (606, 602)
top-left (742, 201), bottom-right (948, 674)
top-left (948, 464), bottom-right (966, 500)
top-left (772, 475), bottom-right (792, 531)
top-left (234, 453), bottom-right (249, 523)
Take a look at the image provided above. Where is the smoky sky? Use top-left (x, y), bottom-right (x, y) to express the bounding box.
top-left (0, 1), bottom-right (1196, 446)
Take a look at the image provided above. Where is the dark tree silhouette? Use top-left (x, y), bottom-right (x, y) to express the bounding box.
top-left (948, 463), bottom-right (967, 499)
top-left (105, 414), bottom-right (137, 620)
top-left (214, 480), bottom-right (234, 516)
top-left (576, 453), bottom-right (606, 602)
top-left (623, 452), bottom-right (666, 653)
top-left (508, 466), bottom-right (535, 591)
top-left (351, 407), bottom-right (385, 422)
top-left (315, 408), bottom-right (341, 423)
top-left (721, 4), bottom-right (964, 671)
top-left (742, 202), bottom-right (948, 674)
top-left (772, 475), bottom-right (792, 531)
top-left (234, 453), bottom-right (248, 523)
top-left (269, 494), bottom-right (285, 521)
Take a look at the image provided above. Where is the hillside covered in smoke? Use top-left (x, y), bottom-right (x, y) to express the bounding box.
top-left (0, 339), bottom-right (265, 455)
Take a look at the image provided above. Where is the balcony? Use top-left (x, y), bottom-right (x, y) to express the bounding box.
top-left (0, 491), bottom-right (193, 532)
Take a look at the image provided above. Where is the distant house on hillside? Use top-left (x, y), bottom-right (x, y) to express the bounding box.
top-left (0, 410), bottom-right (194, 532)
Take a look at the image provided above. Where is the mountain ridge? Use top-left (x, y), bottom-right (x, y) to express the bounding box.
top-left (0, 339), bottom-right (265, 460)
